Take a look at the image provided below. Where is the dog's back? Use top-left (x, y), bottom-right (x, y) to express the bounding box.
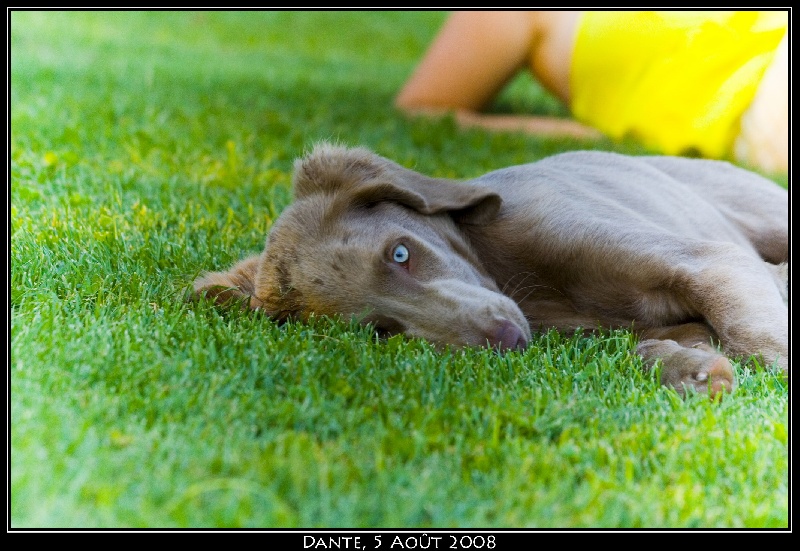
top-left (472, 151), bottom-right (785, 261)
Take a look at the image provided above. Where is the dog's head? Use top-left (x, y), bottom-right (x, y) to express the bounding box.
top-left (194, 144), bottom-right (530, 350)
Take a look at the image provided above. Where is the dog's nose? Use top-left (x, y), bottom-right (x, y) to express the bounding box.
top-left (489, 319), bottom-right (528, 351)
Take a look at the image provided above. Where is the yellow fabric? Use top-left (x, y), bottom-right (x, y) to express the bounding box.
top-left (570, 11), bottom-right (787, 158)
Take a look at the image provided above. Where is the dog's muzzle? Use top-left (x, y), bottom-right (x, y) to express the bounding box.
top-left (487, 319), bottom-right (528, 351)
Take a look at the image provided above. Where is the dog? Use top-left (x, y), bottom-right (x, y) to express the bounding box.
top-left (194, 144), bottom-right (788, 396)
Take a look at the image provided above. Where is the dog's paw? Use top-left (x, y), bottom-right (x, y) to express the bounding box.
top-left (658, 348), bottom-right (735, 399)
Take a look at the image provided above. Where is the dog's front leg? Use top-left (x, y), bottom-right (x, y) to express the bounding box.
top-left (678, 243), bottom-right (788, 373)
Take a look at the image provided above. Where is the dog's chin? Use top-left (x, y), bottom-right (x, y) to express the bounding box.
top-left (363, 312), bottom-right (529, 353)
top-left (398, 317), bottom-right (530, 353)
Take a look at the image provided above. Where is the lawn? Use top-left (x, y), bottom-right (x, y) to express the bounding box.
top-left (10, 11), bottom-right (789, 529)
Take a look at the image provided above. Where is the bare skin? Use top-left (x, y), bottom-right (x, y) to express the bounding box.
top-left (395, 11), bottom-right (599, 139)
top-left (395, 11), bottom-right (788, 171)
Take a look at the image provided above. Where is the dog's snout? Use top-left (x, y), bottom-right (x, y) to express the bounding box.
top-left (488, 319), bottom-right (528, 352)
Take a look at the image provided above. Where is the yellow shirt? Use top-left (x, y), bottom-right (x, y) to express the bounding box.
top-left (570, 11), bottom-right (787, 159)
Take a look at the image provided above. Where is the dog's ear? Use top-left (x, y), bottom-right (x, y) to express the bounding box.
top-left (293, 142), bottom-right (383, 199)
top-left (293, 143), bottom-right (501, 225)
top-left (193, 253), bottom-right (306, 320)
top-left (193, 255), bottom-right (262, 309)
top-left (349, 170), bottom-right (501, 225)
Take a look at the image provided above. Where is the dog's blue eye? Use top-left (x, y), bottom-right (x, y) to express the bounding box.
top-left (392, 244), bottom-right (410, 264)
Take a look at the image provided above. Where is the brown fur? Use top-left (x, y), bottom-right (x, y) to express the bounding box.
top-left (194, 144), bottom-right (789, 397)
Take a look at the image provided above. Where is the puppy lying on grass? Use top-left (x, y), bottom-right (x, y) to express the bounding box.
top-left (195, 144), bottom-right (788, 397)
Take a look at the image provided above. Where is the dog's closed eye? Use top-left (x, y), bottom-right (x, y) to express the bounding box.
top-left (369, 315), bottom-right (405, 338)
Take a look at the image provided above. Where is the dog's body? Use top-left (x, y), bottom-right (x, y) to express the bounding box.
top-left (195, 145), bottom-right (788, 396)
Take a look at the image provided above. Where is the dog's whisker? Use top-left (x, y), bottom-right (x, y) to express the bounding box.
top-left (513, 286), bottom-right (547, 305)
top-left (504, 278), bottom-right (558, 303)
top-left (502, 271), bottom-right (537, 297)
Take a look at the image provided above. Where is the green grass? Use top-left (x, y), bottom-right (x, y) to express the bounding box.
top-left (10, 11), bottom-right (789, 528)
